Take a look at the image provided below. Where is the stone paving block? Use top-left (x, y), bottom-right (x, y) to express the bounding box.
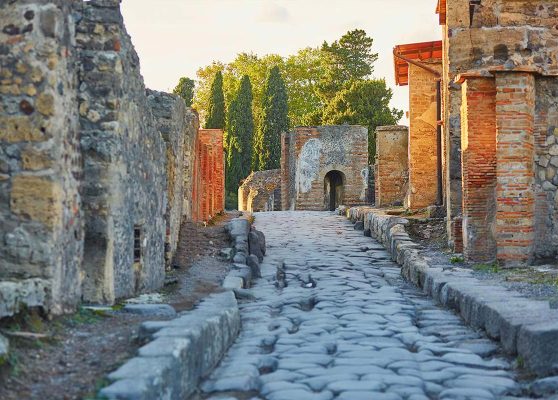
top-left (518, 321), bottom-right (558, 376)
top-left (123, 303), bottom-right (176, 317)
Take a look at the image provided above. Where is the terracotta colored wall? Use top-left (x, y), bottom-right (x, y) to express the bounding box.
top-left (192, 129), bottom-right (224, 222)
top-left (460, 77), bottom-right (497, 262)
top-left (407, 62), bottom-right (442, 210)
top-left (375, 126), bottom-right (408, 207)
top-left (494, 72), bottom-right (536, 265)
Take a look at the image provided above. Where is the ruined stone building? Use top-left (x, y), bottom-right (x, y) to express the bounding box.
top-left (238, 169), bottom-right (281, 213)
top-left (192, 129), bottom-right (225, 222)
top-left (0, 0), bottom-right (210, 318)
top-left (386, 0), bottom-right (558, 266)
top-left (281, 126), bottom-right (369, 211)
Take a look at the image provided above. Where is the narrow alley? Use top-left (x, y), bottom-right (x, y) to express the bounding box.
top-left (200, 212), bottom-right (529, 400)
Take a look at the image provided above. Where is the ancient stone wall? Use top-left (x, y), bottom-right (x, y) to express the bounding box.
top-left (374, 126), bottom-right (408, 207)
top-left (238, 169), bottom-right (281, 213)
top-left (192, 129), bottom-right (224, 222)
top-left (76, 0), bottom-right (167, 303)
top-left (182, 109), bottom-right (199, 221)
top-left (407, 62), bottom-right (442, 210)
top-left (0, 0), bottom-right (83, 317)
top-left (281, 126), bottom-right (369, 211)
top-left (0, 0), bottom-right (193, 316)
top-left (147, 91), bottom-right (198, 267)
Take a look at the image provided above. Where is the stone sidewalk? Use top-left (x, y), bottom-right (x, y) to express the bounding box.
top-left (200, 211), bottom-right (540, 400)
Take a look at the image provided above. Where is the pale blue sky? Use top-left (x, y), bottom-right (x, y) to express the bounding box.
top-left (121, 0), bottom-right (441, 120)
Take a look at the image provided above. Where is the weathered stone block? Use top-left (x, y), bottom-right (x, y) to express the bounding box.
top-left (10, 175), bottom-right (62, 228)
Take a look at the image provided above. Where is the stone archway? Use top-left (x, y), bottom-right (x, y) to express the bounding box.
top-left (324, 170), bottom-right (345, 211)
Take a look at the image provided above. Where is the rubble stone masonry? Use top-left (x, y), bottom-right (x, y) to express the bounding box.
top-left (374, 126), bottom-right (408, 207)
top-left (0, 0), bottom-right (195, 317)
top-left (281, 126), bottom-right (369, 211)
top-left (238, 169), bottom-right (281, 213)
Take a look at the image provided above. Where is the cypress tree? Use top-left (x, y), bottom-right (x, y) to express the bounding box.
top-left (173, 77), bottom-right (195, 107)
top-left (256, 66), bottom-right (289, 171)
top-left (225, 75), bottom-right (254, 207)
top-left (205, 71), bottom-right (225, 129)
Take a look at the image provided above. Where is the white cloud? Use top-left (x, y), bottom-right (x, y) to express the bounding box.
top-left (257, 2), bottom-right (291, 23)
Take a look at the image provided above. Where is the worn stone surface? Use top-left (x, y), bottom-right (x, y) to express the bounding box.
top-left (201, 211), bottom-right (532, 400)
top-left (347, 206), bottom-right (558, 377)
top-left (239, 169), bottom-right (281, 213)
top-left (281, 126), bottom-right (369, 211)
top-left (123, 303), bottom-right (177, 318)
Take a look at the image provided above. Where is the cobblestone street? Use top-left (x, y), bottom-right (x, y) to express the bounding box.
top-left (201, 212), bottom-right (532, 400)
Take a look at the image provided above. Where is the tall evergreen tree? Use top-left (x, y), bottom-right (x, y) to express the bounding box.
top-left (255, 66), bottom-right (289, 171)
top-left (225, 75), bottom-right (254, 207)
top-left (173, 77), bottom-right (195, 107)
top-left (205, 71), bottom-right (225, 129)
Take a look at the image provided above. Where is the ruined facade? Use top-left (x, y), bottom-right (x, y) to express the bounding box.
top-left (192, 129), bottom-right (225, 222)
top-left (374, 126), bottom-right (408, 207)
top-left (437, 0), bottom-right (558, 264)
top-left (394, 42), bottom-right (443, 211)
top-left (281, 126), bottom-right (369, 211)
top-left (0, 0), bottom-right (197, 317)
top-left (238, 169), bottom-right (281, 213)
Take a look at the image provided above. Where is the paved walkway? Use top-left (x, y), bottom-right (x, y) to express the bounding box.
top-left (201, 212), bottom-right (531, 400)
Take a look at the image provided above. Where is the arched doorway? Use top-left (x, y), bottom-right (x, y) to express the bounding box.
top-left (324, 170), bottom-right (345, 211)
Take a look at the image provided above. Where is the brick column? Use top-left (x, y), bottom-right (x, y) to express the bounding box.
top-left (460, 77), bottom-right (497, 262)
top-left (494, 72), bottom-right (536, 265)
top-left (280, 132), bottom-right (290, 210)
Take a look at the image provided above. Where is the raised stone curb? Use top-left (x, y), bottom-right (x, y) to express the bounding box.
top-left (223, 215), bottom-right (265, 290)
top-left (343, 206), bottom-right (558, 377)
top-left (100, 291), bottom-right (240, 400)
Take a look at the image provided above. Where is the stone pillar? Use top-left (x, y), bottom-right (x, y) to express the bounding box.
top-left (494, 72), bottom-right (536, 265)
top-left (375, 126), bottom-right (409, 207)
top-left (280, 132), bottom-right (291, 210)
top-left (460, 77), bottom-right (497, 262)
top-left (407, 63), bottom-right (442, 210)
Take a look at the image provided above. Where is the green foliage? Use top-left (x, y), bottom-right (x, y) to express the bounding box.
top-left (205, 71), bottom-right (226, 129)
top-left (255, 66), bottom-right (289, 171)
top-left (225, 75), bottom-right (254, 208)
top-left (318, 29), bottom-right (378, 101)
top-left (473, 262), bottom-right (500, 273)
top-left (321, 79), bottom-right (403, 163)
top-left (172, 77), bottom-right (195, 107)
top-left (449, 255), bottom-right (465, 264)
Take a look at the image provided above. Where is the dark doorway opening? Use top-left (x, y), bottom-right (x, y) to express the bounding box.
top-left (324, 170), bottom-right (345, 211)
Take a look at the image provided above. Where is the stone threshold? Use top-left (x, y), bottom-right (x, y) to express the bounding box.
top-left (342, 206), bottom-right (558, 377)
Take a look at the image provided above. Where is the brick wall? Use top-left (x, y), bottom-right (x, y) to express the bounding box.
top-left (460, 77), bottom-right (497, 262)
top-left (407, 63), bottom-right (442, 210)
top-left (375, 126), bottom-right (408, 207)
top-left (192, 129), bottom-right (224, 222)
top-left (281, 126), bottom-right (369, 211)
top-left (494, 72), bottom-right (536, 265)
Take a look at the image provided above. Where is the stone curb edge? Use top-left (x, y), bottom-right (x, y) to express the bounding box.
top-left (223, 214), bottom-right (265, 290)
top-left (342, 206), bottom-right (558, 377)
top-left (99, 291), bottom-right (240, 400)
